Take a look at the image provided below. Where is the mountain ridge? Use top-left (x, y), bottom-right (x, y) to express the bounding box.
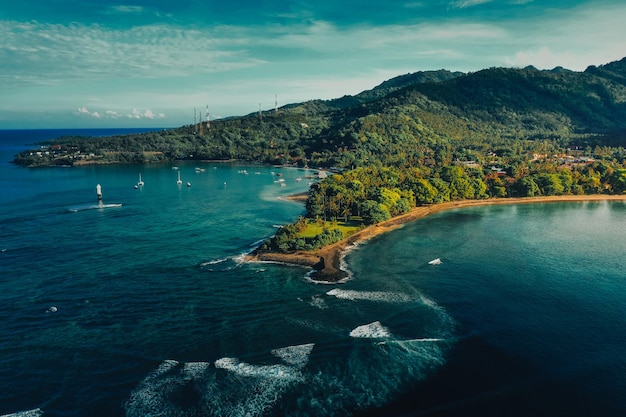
top-left (14, 56), bottom-right (626, 168)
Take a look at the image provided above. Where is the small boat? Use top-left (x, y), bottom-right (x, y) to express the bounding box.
top-left (186, 182), bottom-right (191, 187)
top-left (177, 171), bottom-right (182, 185)
top-left (138, 173), bottom-right (144, 186)
top-left (428, 258), bottom-right (442, 265)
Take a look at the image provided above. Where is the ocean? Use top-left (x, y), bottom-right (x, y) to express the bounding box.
top-left (1, 129), bottom-right (625, 417)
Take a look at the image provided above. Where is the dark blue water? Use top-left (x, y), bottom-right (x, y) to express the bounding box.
top-left (1, 130), bottom-right (625, 417)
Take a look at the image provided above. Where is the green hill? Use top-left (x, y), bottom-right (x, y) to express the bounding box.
top-left (14, 57), bottom-right (626, 169)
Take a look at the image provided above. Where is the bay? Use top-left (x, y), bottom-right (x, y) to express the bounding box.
top-left (1, 130), bottom-right (625, 417)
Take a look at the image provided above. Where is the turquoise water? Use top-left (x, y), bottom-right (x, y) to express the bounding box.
top-left (1, 130), bottom-right (625, 416)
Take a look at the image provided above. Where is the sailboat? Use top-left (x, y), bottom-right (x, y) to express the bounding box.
top-left (138, 173), bottom-right (144, 186)
top-left (177, 171), bottom-right (182, 185)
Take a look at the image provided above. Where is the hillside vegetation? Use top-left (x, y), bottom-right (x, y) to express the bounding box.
top-left (15, 58), bottom-right (626, 250)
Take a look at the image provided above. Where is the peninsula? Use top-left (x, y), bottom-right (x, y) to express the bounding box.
top-left (248, 195), bottom-right (626, 282)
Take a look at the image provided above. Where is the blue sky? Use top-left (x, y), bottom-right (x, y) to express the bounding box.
top-left (1, 0), bottom-right (625, 128)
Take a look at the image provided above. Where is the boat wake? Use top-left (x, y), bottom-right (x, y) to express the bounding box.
top-left (68, 203), bottom-right (122, 212)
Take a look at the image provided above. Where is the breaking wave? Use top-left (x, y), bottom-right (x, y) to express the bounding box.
top-left (126, 343), bottom-right (315, 417)
top-left (349, 321), bottom-right (392, 338)
top-left (0, 410), bottom-right (44, 417)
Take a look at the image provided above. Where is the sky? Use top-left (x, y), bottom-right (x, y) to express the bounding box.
top-left (1, 0), bottom-right (625, 129)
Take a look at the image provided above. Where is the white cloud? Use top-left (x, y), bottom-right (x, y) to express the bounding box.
top-left (451, 0), bottom-right (493, 9)
top-left (506, 46), bottom-right (577, 70)
top-left (77, 107), bottom-right (102, 118)
top-left (403, 2), bottom-right (425, 8)
top-left (0, 20), bottom-right (264, 87)
top-left (110, 6), bottom-right (146, 15)
top-left (77, 106), bottom-right (163, 120)
top-left (502, 3), bottom-right (626, 70)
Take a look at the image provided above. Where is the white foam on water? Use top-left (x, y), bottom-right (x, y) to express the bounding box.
top-left (127, 344), bottom-right (317, 417)
top-left (300, 332), bottom-right (448, 414)
top-left (68, 203), bottom-right (122, 212)
top-left (1, 409), bottom-right (44, 417)
top-left (327, 288), bottom-right (414, 303)
top-left (337, 242), bottom-right (360, 280)
top-left (183, 361), bottom-right (210, 379)
top-left (126, 333), bottom-right (451, 417)
top-left (199, 258), bottom-right (228, 267)
top-left (214, 357), bottom-right (297, 380)
top-left (305, 269), bottom-right (345, 285)
top-left (271, 343), bottom-right (314, 368)
top-left (417, 292), bottom-right (440, 309)
top-left (249, 237), bottom-right (270, 248)
top-left (155, 359), bottom-right (179, 376)
top-left (307, 294), bottom-right (328, 309)
top-left (213, 357), bottom-right (237, 369)
top-left (125, 360), bottom-right (182, 417)
top-left (409, 338), bottom-right (444, 342)
top-left (231, 253), bottom-right (247, 265)
top-left (209, 355), bottom-right (307, 416)
top-left (349, 321), bottom-right (392, 338)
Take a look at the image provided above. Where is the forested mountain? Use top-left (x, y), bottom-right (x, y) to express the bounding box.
top-left (16, 57), bottom-right (626, 170)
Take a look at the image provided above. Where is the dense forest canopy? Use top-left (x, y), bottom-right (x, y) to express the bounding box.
top-left (15, 57), bottom-right (626, 251)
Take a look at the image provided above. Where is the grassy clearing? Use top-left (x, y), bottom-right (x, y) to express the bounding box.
top-left (297, 219), bottom-right (362, 239)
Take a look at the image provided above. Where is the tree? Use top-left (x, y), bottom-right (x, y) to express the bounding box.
top-left (413, 178), bottom-right (439, 204)
top-left (485, 173), bottom-right (507, 197)
top-left (511, 176), bottom-right (540, 197)
top-left (536, 173), bottom-right (565, 195)
top-left (441, 166), bottom-right (476, 200)
top-left (430, 178), bottom-right (451, 203)
top-left (608, 168), bottom-right (626, 194)
top-left (360, 200), bottom-right (391, 224)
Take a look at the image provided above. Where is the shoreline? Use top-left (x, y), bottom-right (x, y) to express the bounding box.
top-left (248, 195), bottom-right (626, 282)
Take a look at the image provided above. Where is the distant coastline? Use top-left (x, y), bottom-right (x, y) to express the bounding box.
top-left (247, 195), bottom-right (626, 282)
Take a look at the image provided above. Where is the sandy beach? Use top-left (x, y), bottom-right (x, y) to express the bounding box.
top-left (249, 195), bottom-right (626, 282)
